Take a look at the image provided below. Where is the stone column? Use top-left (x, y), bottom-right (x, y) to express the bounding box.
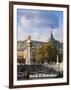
top-left (56, 47), bottom-right (59, 72)
top-left (26, 35), bottom-right (32, 64)
top-left (56, 53), bottom-right (59, 72)
top-left (57, 54), bottom-right (59, 64)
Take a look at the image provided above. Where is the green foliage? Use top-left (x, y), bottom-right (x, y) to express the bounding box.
top-left (36, 43), bottom-right (58, 63)
top-left (36, 47), bottom-right (45, 63)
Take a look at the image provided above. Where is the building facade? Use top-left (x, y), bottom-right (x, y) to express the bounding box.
top-left (17, 32), bottom-right (63, 64)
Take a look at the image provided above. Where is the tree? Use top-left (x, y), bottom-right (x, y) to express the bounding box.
top-left (36, 43), bottom-right (58, 63)
top-left (46, 43), bottom-right (58, 63)
top-left (36, 47), bottom-right (45, 63)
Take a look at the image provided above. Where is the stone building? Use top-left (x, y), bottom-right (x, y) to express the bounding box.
top-left (17, 32), bottom-right (63, 64)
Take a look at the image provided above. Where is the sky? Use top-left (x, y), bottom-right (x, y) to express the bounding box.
top-left (17, 9), bottom-right (63, 42)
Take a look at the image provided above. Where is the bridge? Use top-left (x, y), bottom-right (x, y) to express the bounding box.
top-left (17, 64), bottom-right (63, 80)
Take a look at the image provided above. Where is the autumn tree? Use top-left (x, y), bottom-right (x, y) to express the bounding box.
top-left (36, 43), bottom-right (58, 63)
top-left (45, 43), bottom-right (58, 63)
top-left (36, 46), bottom-right (45, 63)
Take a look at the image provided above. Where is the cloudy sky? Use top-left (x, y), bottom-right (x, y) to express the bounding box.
top-left (17, 9), bottom-right (63, 42)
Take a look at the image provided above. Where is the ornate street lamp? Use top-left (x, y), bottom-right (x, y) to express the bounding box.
top-left (56, 46), bottom-right (59, 72)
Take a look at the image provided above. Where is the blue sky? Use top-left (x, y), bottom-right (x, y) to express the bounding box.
top-left (17, 9), bottom-right (63, 42)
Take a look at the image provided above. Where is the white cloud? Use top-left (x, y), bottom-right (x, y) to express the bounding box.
top-left (26, 29), bottom-right (50, 42)
top-left (17, 26), bottom-right (28, 41)
top-left (17, 25), bottom-right (63, 42)
top-left (20, 16), bottom-right (32, 28)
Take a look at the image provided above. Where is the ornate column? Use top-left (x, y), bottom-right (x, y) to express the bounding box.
top-left (26, 35), bottom-right (32, 64)
top-left (56, 47), bottom-right (59, 72)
